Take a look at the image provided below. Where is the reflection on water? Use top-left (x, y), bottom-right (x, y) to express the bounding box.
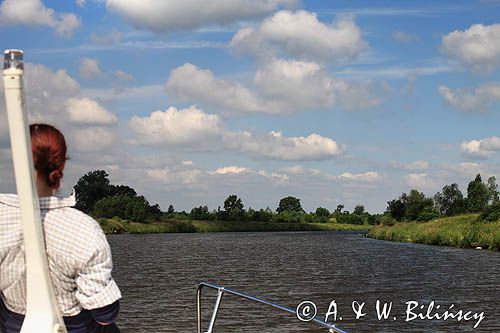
top-left (108, 232), bottom-right (500, 332)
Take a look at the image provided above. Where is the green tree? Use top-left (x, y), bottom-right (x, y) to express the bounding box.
top-left (402, 190), bottom-right (434, 221)
top-left (93, 195), bottom-right (161, 222)
top-left (109, 185), bottom-right (137, 198)
top-left (380, 215), bottom-right (396, 226)
top-left (386, 199), bottom-right (405, 221)
top-left (434, 183), bottom-right (465, 216)
top-left (190, 205), bottom-right (211, 220)
top-left (274, 211), bottom-right (304, 223)
top-left (353, 205), bottom-right (365, 215)
top-left (74, 170), bottom-right (112, 213)
top-left (335, 204), bottom-right (344, 213)
top-left (467, 174), bottom-right (489, 212)
top-left (277, 196), bottom-right (304, 213)
top-left (223, 195), bottom-right (245, 221)
top-left (315, 207), bottom-right (330, 223)
top-left (167, 205), bottom-right (175, 214)
top-left (417, 206), bottom-right (440, 222)
top-left (224, 195), bottom-right (244, 212)
top-left (487, 176), bottom-right (499, 204)
top-left (335, 213), bottom-right (364, 225)
top-left (367, 214), bottom-right (379, 225)
top-left (248, 208), bottom-right (273, 222)
top-left (480, 201), bottom-right (500, 222)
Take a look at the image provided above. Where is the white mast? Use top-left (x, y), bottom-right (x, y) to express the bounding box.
top-left (3, 50), bottom-right (67, 333)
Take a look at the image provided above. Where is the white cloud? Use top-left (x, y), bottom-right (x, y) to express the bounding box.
top-left (338, 171), bottom-right (381, 182)
top-left (81, 84), bottom-right (164, 102)
top-left (461, 136), bottom-right (500, 159)
top-left (0, 0), bottom-right (80, 37)
top-left (459, 162), bottom-right (481, 172)
top-left (331, 78), bottom-right (383, 111)
top-left (254, 59), bottom-right (335, 110)
top-left (166, 61), bottom-right (382, 114)
top-left (76, 0), bottom-right (86, 7)
top-left (209, 166), bottom-right (290, 184)
top-left (114, 70), bottom-right (133, 81)
top-left (166, 63), bottom-right (270, 114)
top-left (277, 167), bottom-right (382, 184)
top-left (438, 83), bottom-right (500, 112)
top-left (224, 130), bottom-right (344, 160)
top-left (212, 166), bottom-right (248, 175)
top-left (405, 173), bottom-right (434, 189)
top-left (280, 165), bottom-right (306, 174)
top-left (146, 168), bottom-right (202, 186)
top-left (389, 160), bottom-right (430, 171)
top-left (17, 63), bottom-right (80, 123)
top-left (66, 97), bottom-right (118, 125)
top-left (70, 127), bottom-right (116, 152)
top-left (442, 23), bottom-right (500, 72)
top-left (336, 64), bottom-right (453, 79)
top-left (392, 31), bottom-right (420, 43)
top-left (259, 58), bottom-right (384, 111)
top-left (129, 106), bottom-right (345, 160)
top-left (129, 106), bottom-right (223, 147)
top-left (25, 63), bottom-right (80, 98)
top-left (90, 30), bottom-right (122, 45)
top-left (106, 0), bottom-right (297, 32)
top-left (79, 58), bottom-right (102, 79)
top-left (230, 10), bottom-right (367, 63)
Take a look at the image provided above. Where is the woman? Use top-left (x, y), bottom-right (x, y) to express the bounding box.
top-left (0, 124), bottom-right (121, 332)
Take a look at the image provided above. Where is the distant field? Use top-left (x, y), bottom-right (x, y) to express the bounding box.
top-left (99, 218), bottom-right (371, 234)
top-left (368, 214), bottom-right (500, 251)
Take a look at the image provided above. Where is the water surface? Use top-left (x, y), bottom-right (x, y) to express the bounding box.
top-left (108, 232), bottom-right (499, 332)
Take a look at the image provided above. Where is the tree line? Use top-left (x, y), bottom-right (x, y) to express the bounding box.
top-left (385, 174), bottom-right (499, 224)
top-left (74, 170), bottom-right (162, 222)
top-left (74, 170), bottom-right (500, 225)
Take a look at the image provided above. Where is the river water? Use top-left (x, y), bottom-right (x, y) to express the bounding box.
top-left (108, 231), bottom-right (499, 332)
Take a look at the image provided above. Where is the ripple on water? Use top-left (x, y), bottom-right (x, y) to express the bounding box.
top-left (108, 232), bottom-right (500, 332)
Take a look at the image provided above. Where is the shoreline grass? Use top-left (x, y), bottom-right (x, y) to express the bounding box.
top-left (98, 218), bottom-right (371, 234)
top-left (368, 214), bottom-right (500, 251)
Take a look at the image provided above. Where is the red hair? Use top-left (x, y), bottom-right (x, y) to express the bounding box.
top-left (30, 124), bottom-right (67, 190)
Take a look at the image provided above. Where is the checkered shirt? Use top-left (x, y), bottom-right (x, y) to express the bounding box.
top-left (0, 193), bottom-right (121, 316)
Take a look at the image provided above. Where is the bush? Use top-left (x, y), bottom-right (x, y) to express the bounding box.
top-left (481, 202), bottom-right (500, 222)
top-left (367, 214), bottom-right (381, 225)
top-left (273, 211), bottom-right (305, 223)
top-left (97, 218), bottom-right (127, 234)
top-left (247, 208), bottom-right (273, 222)
top-left (315, 207), bottom-right (330, 223)
top-left (334, 213), bottom-right (364, 225)
top-left (380, 215), bottom-right (396, 226)
top-left (94, 195), bottom-right (161, 222)
top-left (190, 206), bottom-right (214, 220)
top-left (417, 207), bottom-right (440, 222)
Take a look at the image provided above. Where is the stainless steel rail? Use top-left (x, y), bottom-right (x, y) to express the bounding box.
top-left (197, 282), bottom-right (349, 333)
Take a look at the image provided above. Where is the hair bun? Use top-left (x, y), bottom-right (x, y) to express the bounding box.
top-left (48, 169), bottom-right (63, 188)
top-left (30, 124), bottom-right (67, 190)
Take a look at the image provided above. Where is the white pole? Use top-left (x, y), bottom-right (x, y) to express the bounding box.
top-left (3, 50), bottom-right (66, 333)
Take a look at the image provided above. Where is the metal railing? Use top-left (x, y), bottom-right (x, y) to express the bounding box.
top-left (197, 282), bottom-right (349, 333)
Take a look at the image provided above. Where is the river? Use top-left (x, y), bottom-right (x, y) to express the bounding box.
top-left (108, 231), bottom-right (499, 332)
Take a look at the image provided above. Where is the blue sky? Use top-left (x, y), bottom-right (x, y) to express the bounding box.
top-left (1, 0), bottom-right (499, 213)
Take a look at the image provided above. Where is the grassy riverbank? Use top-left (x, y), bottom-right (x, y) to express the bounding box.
top-left (98, 218), bottom-right (371, 234)
top-left (368, 214), bottom-right (500, 251)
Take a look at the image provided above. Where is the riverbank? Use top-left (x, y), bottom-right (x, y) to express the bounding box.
top-left (368, 214), bottom-right (500, 251)
top-left (98, 218), bottom-right (371, 234)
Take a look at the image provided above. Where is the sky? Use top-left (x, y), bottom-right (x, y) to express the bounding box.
top-left (0, 0), bottom-right (499, 213)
